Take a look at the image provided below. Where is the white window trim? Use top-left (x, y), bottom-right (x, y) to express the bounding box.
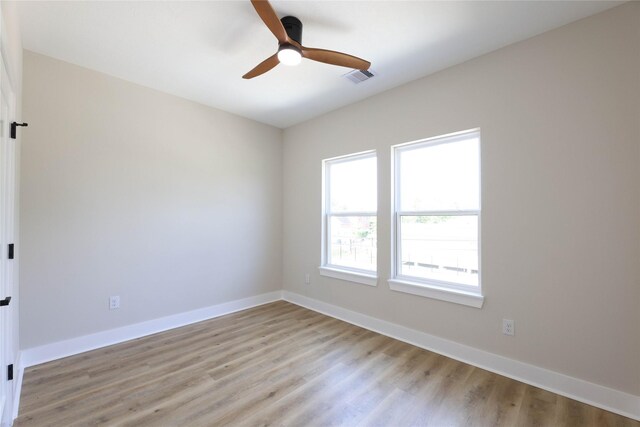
top-left (319, 266), bottom-right (377, 287)
top-left (388, 279), bottom-right (484, 308)
top-left (390, 129), bottom-right (483, 308)
top-left (321, 150), bottom-right (378, 285)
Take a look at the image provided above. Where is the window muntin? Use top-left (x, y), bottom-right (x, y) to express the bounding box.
top-left (393, 131), bottom-right (480, 292)
top-left (323, 152), bottom-right (377, 274)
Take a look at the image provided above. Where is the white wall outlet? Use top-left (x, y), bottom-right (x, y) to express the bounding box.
top-left (305, 273), bottom-right (311, 285)
top-left (109, 296), bottom-right (120, 310)
top-left (503, 319), bottom-right (515, 336)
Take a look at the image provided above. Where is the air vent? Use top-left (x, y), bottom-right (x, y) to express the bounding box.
top-left (343, 69), bottom-right (376, 84)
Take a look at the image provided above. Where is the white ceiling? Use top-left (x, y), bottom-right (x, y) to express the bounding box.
top-left (17, 1), bottom-right (622, 129)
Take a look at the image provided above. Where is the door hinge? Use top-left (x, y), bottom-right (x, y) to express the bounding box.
top-left (10, 122), bottom-right (28, 139)
top-left (7, 364), bottom-right (13, 381)
top-left (0, 296), bottom-right (11, 307)
top-left (8, 243), bottom-right (14, 260)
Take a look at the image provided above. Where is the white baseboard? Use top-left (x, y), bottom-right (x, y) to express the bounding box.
top-left (282, 291), bottom-right (640, 421)
top-left (14, 289), bottom-right (639, 423)
top-left (20, 290), bottom-right (283, 369)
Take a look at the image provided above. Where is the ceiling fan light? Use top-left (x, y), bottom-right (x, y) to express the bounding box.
top-left (277, 46), bottom-right (302, 66)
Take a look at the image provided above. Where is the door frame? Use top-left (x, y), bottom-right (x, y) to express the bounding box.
top-left (0, 4), bottom-right (19, 424)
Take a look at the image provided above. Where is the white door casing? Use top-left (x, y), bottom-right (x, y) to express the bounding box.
top-left (0, 37), bottom-right (17, 425)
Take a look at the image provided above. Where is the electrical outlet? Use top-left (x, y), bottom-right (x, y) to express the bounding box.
top-left (109, 296), bottom-right (120, 310)
top-left (305, 273), bottom-right (311, 285)
top-left (503, 319), bottom-right (514, 336)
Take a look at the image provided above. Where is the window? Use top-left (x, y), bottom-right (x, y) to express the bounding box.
top-left (320, 151), bottom-right (377, 286)
top-left (390, 130), bottom-right (483, 307)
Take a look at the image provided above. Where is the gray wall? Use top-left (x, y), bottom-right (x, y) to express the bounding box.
top-left (20, 51), bottom-right (283, 349)
top-left (282, 3), bottom-right (640, 395)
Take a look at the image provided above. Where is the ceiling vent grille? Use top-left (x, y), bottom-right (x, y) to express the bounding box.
top-left (343, 69), bottom-right (375, 84)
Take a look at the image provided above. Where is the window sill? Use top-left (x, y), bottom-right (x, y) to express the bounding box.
top-left (388, 278), bottom-right (484, 308)
top-left (319, 266), bottom-right (377, 287)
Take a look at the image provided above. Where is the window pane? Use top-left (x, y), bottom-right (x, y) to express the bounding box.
top-left (329, 155), bottom-right (377, 212)
top-left (399, 215), bottom-right (478, 286)
top-left (399, 136), bottom-right (479, 211)
top-left (329, 216), bottom-right (377, 272)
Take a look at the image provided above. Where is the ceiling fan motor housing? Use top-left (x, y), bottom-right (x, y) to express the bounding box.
top-left (281, 16), bottom-right (302, 44)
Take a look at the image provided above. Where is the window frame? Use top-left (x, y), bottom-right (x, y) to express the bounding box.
top-left (390, 130), bottom-right (484, 307)
top-left (320, 150), bottom-right (378, 287)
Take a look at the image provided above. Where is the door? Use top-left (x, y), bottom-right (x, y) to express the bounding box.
top-left (0, 50), bottom-right (16, 424)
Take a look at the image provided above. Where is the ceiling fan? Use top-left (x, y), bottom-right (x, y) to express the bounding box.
top-left (243, 0), bottom-right (371, 79)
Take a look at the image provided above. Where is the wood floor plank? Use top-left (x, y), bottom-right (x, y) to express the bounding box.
top-left (20, 306), bottom-right (318, 417)
top-left (15, 301), bottom-right (639, 427)
top-left (516, 386), bottom-right (559, 426)
top-left (477, 373), bottom-right (528, 426)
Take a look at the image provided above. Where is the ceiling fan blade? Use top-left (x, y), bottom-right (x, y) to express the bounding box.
top-left (301, 47), bottom-right (370, 70)
top-left (243, 54), bottom-right (280, 79)
top-left (250, 0), bottom-right (289, 44)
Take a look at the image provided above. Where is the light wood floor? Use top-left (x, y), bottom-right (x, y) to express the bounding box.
top-left (16, 301), bottom-right (638, 427)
